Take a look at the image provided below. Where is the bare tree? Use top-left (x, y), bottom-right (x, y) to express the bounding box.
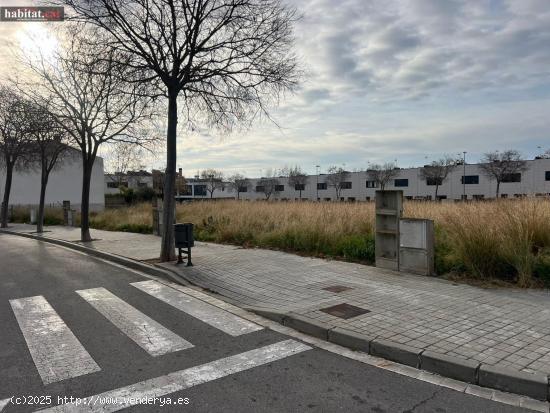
top-left (105, 142), bottom-right (146, 188)
top-left (367, 163), bottom-right (399, 190)
top-left (256, 169), bottom-right (280, 200)
top-left (61, 0), bottom-right (300, 260)
top-left (287, 165), bottom-right (308, 200)
top-left (27, 104), bottom-right (73, 233)
top-left (0, 86), bottom-right (33, 228)
top-left (16, 25), bottom-right (155, 241)
top-left (326, 166), bottom-right (350, 199)
top-left (200, 169), bottom-right (224, 199)
top-left (227, 173), bottom-right (250, 200)
top-left (419, 156), bottom-right (457, 199)
top-left (479, 150), bottom-right (528, 198)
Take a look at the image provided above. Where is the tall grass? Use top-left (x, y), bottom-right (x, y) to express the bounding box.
top-left (9, 199), bottom-right (550, 286)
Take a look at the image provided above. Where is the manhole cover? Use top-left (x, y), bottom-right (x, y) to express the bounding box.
top-left (320, 303), bottom-right (370, 319)
top-left (322, 285), bottom-right (353, 293)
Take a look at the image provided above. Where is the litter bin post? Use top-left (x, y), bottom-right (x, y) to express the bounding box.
top-left (174, 223), bottom-right (194, 266)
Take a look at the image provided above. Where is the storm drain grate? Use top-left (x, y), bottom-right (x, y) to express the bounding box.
top-left (320, 303), bottom-right (370, 319)
top-left (322, 285), bottom-right (353, 293)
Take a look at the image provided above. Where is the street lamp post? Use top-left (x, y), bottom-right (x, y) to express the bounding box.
top-left (315, 165), bottom-right (320, 201)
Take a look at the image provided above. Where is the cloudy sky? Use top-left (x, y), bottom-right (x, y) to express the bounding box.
top-left (1, 0), bottom-right (550, 177)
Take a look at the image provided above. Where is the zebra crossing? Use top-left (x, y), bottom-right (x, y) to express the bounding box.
top-left (76, 287), bottom-right (194, 356)
top-left (6, 280), bottom-right (272, 387)
top-left (9, 295), bottom-right (101, 385)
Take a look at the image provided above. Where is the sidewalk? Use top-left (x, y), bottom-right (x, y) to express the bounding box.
top-left (4, 224), bottom-right (550, 379)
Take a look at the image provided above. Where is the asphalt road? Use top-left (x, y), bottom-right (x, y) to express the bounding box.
top-left (0, 234), bottom-right (532, 413)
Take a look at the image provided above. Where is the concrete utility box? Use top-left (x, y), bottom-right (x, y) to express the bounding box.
top-left (399, 218), bottom-right (434, 276)
top-left (375, 190), bottom-right (403, 271)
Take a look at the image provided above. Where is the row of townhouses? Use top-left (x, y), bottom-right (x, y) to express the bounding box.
top-left (106, 158), bottom-right (550, 202)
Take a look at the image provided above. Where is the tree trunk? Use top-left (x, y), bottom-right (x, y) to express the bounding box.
top-left (37, 165), bottom-right (49, 233)
top-left (1, 163), bottom-right (13, 228)
top-left (80, 159), bottom-right (94, 242)
top-left (435, 184), bottom-right (439, 200)
top-left (160, 89), bottom-right (178, 262)
top-left (496, 181), bottom-right (500, 199)
top-left (299, 189), bottom-right (302, 200)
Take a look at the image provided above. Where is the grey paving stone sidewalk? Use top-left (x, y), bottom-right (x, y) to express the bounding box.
top-left (4, 224), bottom-right (550, 376)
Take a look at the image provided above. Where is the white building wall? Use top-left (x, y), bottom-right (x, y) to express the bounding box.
top-left (236, 158), bottom-right (550, 202)
top-left (0, 156), bottom-right (105, 211)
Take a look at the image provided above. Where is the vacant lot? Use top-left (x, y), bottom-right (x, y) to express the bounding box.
top-left (11, 199), bottom-right (550, 286)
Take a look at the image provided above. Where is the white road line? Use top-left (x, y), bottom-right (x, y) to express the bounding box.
top-left (9, 296), bottom-right (100, 385)
top-left (0, 399), bottom-right (10, 412)
top-left (42, 339), bottom-right (311, 413)
top-left (76, 288), bottom-right (193, 356)
top-left (131, 280), bottom-right (263, 336)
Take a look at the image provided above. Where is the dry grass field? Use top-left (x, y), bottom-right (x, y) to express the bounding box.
top-left (10, 199), bottom-right (550, 286)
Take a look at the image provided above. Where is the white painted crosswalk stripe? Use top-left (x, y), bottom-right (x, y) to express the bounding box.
top-left (9, 296), bottom-right (100, 385)
top-left (76, 288), bottom-right (193, 356)
top-left (42, 339), bottom-right (311, 412)
top-left (0, 399), bottom-right (10, 412)
top-left (131, 280), bottom-right (263, 336)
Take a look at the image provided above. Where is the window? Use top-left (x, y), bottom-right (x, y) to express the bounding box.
top-left (405, 196), bottom-right (413, 200)
top-left (461, 194), bottom-right (468, 200)
top-left (317, 182), bottom-right (327, 190)
top-left (341, 182), bottom-right (352, 189)
top-left (255, 185), bottom-right (265, 192)
top-left (107, 181), bottom-right (127, 188)
top-left (182, 185), bottom-right (192, 196)
top-left (238, 186), bottom-right (248, 193)
top-left (394, 179), bottom-right (408, 187)
top-left (365, 196), bottom-right (371, 201)
top-left (514, 193), bottom-right (527, 198)
top-left (275, 185), bottom-right (284, 191)
top-left (502, 173), bottom-right (521, 183)
top-left (461, 175), bottom-right (479, 184)
top-left (347, 197), bottom-right (356, 202)
top-left (426, 177), bottom-right (443, 186)
top-left (473, 194), bottom-right (485, 200)
top-left (545, 171), bottom-right (550, 181)
top-left (501, 194), bottom-right (508, 199)
top-left (366, 180), bottom-right (378, 188)
top-left (324, 197), bottom-right (331, 201)
top-left (194, 185), bottom-right (206, 196)
top-left (437, 195), bottom-right (447, 200)
top-left (294, 184), bottom-right (305, 191)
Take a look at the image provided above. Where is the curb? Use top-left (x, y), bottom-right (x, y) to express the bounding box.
top-left (478, 364), bottom-right (549, 401)
top-left (420, 350), bottom-right (478, 384)
top-left (371, 339), bottom-right (422, 368)
top-left (0, 229), bottom-right (188, 287)
top-left (3, 228), bottom-right (549, 402)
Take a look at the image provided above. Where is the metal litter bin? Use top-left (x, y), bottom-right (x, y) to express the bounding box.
top-left (174, 223), bottom-right (194, 266)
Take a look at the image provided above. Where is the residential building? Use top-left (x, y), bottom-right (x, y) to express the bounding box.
top-left (173, 158), bottom-right (550, 202)
top-left (0, 155), bottom-right (105, 211)
top-left (105, 170), bottom-right (153, 195)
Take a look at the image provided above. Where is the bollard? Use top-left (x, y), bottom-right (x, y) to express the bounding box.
top-left (63, 200), bottom-right (71, 226)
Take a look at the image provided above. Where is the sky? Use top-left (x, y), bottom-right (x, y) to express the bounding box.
top-left (1, 0), bottom-right (550, 177)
